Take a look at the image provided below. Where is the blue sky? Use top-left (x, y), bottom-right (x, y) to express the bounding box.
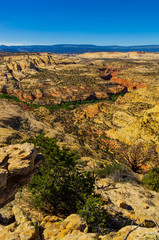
top-left (0, 0), bottom-right (159, 46)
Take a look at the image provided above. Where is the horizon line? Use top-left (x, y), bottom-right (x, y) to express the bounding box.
top-left (1, 43), bottom-right (159, 47)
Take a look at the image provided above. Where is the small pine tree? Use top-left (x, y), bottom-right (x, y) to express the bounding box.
top-left (28, 134), bottom-right (109, 233)
top-left (28, 133), bottom-right (94, 215)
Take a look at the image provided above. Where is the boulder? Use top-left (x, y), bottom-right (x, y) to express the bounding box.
top-left (42, 214), bottom-right (88, 240)
top-left (0, 206), bottom-right (39, 240)
top-left (4, 143), bottom-right (37, 176)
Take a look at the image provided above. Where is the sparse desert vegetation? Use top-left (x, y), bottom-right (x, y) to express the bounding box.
top-left (0, 52), bottom-right (158, 239)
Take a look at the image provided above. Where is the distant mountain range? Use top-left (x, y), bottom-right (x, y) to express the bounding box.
top-left (0, 44), bottom-right (159, 54)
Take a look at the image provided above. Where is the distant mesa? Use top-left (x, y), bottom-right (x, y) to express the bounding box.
top-left (0, 44), bottom-right (159, 53)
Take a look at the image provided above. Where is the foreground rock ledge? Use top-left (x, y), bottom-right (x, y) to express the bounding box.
top-left (0, 205), bottom-right (158, 240)
top-left (0, 143), bottom-right (38, 207)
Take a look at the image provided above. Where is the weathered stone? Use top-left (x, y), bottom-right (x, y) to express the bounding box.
top-left (0, 223), bottom-right (19, 240)
top-left (96, 178), bottom-right (159, 229)
top-left (12, 205), bottom-right (27, 225)
top-left (7, 143), bottom-right (37, 175)
top-left (63, 214), bottom-right (88, 233)
top-left (40, 215), bottom-right (62, 227)
top-left (101, 226), bottom-right (159, 240)
top-left (0, 143), bottom-right (38, 207)
top-left (61, 232), bottom-right (97, 240)
top-left (0, 206), bottom-right (39, 240)
top-left (42, 214), bottom-right (88, 240)
top-left (8, 143), bottom-right (36, 160)
top-left (17, 219), bottom-right (39, 240)
top-left (8, 159), bottom-right (32, 175)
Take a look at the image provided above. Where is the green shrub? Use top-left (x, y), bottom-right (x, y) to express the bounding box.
top-left (0, 93), bottom-right (21, 102)
top-left (96, 163), bottom-right (137, 182)
top-left (78, 196), bottom-right (109, 234)
top-left (142, 167), bottom-right (159, 192)
top-left (27, 134), bottom-right (109, 233)
top-left (28, 133), bottom-right (94, 215)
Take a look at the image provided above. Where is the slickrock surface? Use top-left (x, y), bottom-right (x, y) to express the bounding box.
top-left (102, 226), bottom-right (158, 240)
top-left (106, 86), bottom-right (159, 149)
top-left (96, 177), bottom-right (159, 227)
top-left (0, 143), bottom-right (38, 207)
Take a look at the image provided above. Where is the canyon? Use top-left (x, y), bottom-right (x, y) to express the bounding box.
top-left (0, 51), bottom-right (158, 239)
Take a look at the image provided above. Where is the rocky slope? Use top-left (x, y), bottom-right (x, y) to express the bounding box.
top-left (0, 183), bottom-right (158, 240)
top-left (0, 52), bottom-right (159, 239)
top-left (0, 99), bottom-right (55, 144)
top-left (106, 86), bottom-right (159, 149)
top-left (1, 52), bottom-right (159, 162)
top-left (0, 98), bottom-right (158, 239)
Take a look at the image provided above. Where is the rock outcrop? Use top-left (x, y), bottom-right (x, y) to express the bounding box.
top-left (106, 86), bottom-right (159, 150)
top-left (0, 200), bottom-right (158, 240)
top-left (41, 214), bottom-right (89, 240)
top-left (79, 51), bottom-right (159, 60)
top-left (95, 177), bottom-right (159, 230)
top-left (0, 143), bottom-right (39, 208)
top-left (0, 206), bottom-right (39, 240)
top-left (102, 226), bottom-right (158, 240)
top-left (0, 206), bottom-right (98, 240)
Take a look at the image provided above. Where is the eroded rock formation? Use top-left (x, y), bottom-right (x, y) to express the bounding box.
top-left (0, 52), bottom-right (148, 105)
top-left (0, 52), bottom-right (159, 239)
top-left (0, 143), bottom-right (39, 208)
